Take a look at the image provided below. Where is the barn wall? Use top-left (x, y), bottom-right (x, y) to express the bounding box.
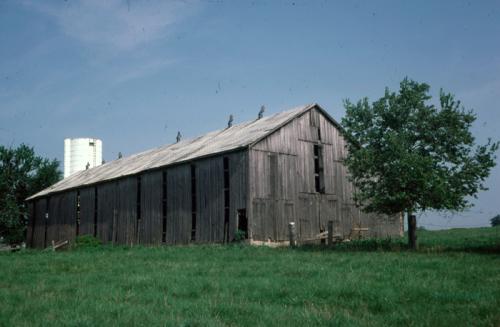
top-left (123, 150), bottom-right (248, 245)
top-left (26, 202), bottom-right (35, 247)
top-left (32, 198), bottom-right (47, 248)
top-left (227, 151), bottom-right (248, 241)
top-left (78, 187), bottom-right (96, 236)
top-left (27, 149), bottom-right (248, 248)
top-left (250, 107), bottom-right (401, 241)
top-left (196, 156), bottom-right (224, 242)
top-left (248, 149), bottom-right (297, 241)
top-left (139, 170), bottom-right (163, 245)
top-left (115, 177), bottom-right (138, 245)
top-left (193, 151), bottom-right (248, 243)
top-left (359, 212), bottom-right (403, 238)
top-left (94, 177), bottom-right (138, 245)
top-left (166, 164), bottom-right (191, 244)
top-left (46, 195), bottom-right (59, 244)
top-left (96, 181), bottom-right (116, 244)
top-left (46, 191), bottom-right (77, 244)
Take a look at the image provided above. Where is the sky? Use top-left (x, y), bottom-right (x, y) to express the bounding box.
top-left (1, 0), bottom-right (499, 229)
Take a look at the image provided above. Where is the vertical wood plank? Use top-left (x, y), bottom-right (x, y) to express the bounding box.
top-left (79, 187), bottom-right (95, 236)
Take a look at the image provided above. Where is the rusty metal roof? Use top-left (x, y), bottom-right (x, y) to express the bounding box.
top-left (28, 103), bottom-right (321, 200)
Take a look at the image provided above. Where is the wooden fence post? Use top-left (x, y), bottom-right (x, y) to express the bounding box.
top-left (328, 220), bottom-right (334, 246)
top-left (288, 222), bottom-right (296, 248)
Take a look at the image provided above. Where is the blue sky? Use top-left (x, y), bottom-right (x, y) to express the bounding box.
top-left (1, 0), bottom-right (499, 228)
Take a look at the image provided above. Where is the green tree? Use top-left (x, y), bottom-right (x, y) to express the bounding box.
top-left (0, 144), bottom-right (61, 245)
top-left (342, 78), bottom-right (499, 249)
top-left (491, 215), bottom-right (500, 227)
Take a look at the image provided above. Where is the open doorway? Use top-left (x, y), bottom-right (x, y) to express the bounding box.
top-left (237, 209), bottom-right (248, 240)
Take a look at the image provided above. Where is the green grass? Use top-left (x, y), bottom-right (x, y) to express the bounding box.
top-left (1, 228), bottom-right (499, 327)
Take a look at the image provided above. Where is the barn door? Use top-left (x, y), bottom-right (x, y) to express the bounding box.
top-left (298, 194), bottom-right (319, 240)
top-left (319, 196), bottom-right (338, 235)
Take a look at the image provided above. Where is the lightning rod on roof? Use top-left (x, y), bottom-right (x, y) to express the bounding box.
top-left (227, 114), bottom-right (234, 128)
top-left (176, 131), bottom-right (182, 143)
top-left (258, 105), bottom-right (265, 119)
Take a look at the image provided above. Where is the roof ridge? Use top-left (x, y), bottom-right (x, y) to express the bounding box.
top-left (27, 104), bottom-right (317, 200)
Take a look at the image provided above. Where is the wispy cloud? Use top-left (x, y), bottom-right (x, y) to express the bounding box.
top-left (24, 0), bottom-right (198, 51)
top-left (1, 0), bottom-right (199, 123)
top-left (111, 57), bottom-right (177, 85)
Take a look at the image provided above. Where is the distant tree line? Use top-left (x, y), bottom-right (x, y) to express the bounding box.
top-left (0, 144), bottom-right (61, 245)
top-left (491, 215), bottom-right (500, 227)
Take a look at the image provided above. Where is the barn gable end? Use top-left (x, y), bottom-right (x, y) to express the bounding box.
top-left (247, 106), bottom-right (402, 242)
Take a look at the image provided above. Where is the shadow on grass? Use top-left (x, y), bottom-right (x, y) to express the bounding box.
top-left (295, 238), bottom-right (500, 255)
top-left (419, 244), bottom-right (500, 255)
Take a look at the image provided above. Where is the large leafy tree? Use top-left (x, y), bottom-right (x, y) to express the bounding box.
top-left (342, 78), bottom-right (498, 249)
top-left (0, 144), bottom-right (61, 245)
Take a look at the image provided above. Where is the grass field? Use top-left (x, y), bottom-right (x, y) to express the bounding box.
top-left (1, 227), bottom-right (499, 327)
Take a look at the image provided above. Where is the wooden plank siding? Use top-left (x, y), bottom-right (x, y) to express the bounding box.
top-left (359, 211), bottom-right (402, 238)
top-left (46, 196), bottom-right (58, 245)
top-left (78, 187), bottom-right (95, 236)
top-left (165, 164), bottom-right (191, 244)
top-left (26, 150), bottom-right (249, 248)
top-left (96, 181), bottom-right (117, 244)
top-left (196, 157), bottom-right (224, 242)
top-left (93, 178), bottom-right (138, 245)
top-left (47, 191), bottom-right (77, 244)
top-left (139, 170), bottom-right (163, 245)
top-left (59, 191), bottom-right (77, 242)
top-left (26, 202), bottom-right (35, 247)
top-left (115, 177), bottom-right (137, 245)
top-left (249, 107), bottom-right (402, 242)
top-left (297, 193), bottom-right (319, 239)
top-left (248, 149), bottom-right (297, 241)
top-left (32, 198), bottom-right (47, 248)
top-left (227, 151), bottom-right (248, 241)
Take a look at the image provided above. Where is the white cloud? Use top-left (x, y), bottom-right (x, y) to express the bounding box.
top-left (24, 0), bottom-right (198, 51)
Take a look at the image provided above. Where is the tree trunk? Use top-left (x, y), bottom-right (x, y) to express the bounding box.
top-left (407, 211), bottom-right (418, 250)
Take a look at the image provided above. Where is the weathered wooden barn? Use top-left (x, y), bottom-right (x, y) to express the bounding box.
top-left (26, 104), bottom-right (402, 248)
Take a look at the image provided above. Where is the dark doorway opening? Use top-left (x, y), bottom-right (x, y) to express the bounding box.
top-left (314, 144), bottom-right (325, 193)
top-left (237, 209), bottom-right (248, 239)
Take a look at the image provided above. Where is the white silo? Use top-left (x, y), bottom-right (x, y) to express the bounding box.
top-left (64, 138), bottom-right (103, 178)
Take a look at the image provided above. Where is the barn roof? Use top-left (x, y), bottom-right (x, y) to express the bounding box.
top-left (28, 103), bottom-right (336, 200)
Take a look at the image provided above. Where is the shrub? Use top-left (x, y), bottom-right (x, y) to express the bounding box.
top-left (233, 229), bottom-right (247, 242)
top-left (333, 238), bottom-right (406, 252)
top-left (73, 235), bottom-right (102, 249)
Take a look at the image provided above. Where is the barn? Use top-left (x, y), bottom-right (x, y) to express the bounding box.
top-left (26, 104), bottom-right (402, 248)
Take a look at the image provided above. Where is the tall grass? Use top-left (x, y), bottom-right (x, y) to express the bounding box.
top-left (0, 227), bottom-right (499, 326)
